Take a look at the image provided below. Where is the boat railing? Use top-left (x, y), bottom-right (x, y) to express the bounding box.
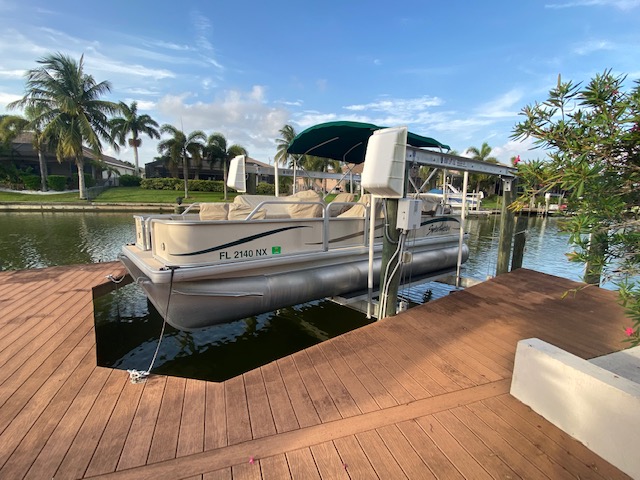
top-left (134, 198), bottom-right (372, 255)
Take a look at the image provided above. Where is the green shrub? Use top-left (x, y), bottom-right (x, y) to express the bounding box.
top-left (47, 175), bottom-right (67, 191)
top-left (140, 178), bottom-right (230, 192)
top-left (71, 173), bottom-right (95, 188)
top-left (256, 182), bottom-right (275, 195)
top-left (119, 174), bottom-right (141, 187)
top-left (189, 179), bottom-right (226, 192)
top-left (21, 174), bottom-right (41, 190)
top-left (141, 178), bottom-right (182, 190)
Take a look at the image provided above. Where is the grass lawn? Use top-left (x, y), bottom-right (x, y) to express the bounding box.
top-left (94, 187), bottom-right (237, 203)
top-left (0, 187), bottom-right (237, 204)
top-left (0, 191), bottom-right (82, 202)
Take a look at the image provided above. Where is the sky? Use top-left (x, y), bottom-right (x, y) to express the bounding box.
top-left (1, 0), bottom-right (640, 167)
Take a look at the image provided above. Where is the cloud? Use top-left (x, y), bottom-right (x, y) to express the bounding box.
top-left (0, 91), bottom-right (22, 108)
top-left (0, 69), bottom-right (24, 78)
top-left (492, 136), bottom-right (539, 162)
top-left (155, 87), bottom-right (290, 160)
top-left (475, 89), bottom-right (523, 119)
top-left (294, 112), bottom-right (338, 128)
top-left (545, 0), bottom-right (640, 9)
top-left (344, 95), bottom-right (444, 114)
top-left (572, 40), bottom-right (615, 55)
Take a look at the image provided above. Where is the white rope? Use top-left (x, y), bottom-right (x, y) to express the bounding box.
top-left (127, 268), bottom-right (175, 384)
top-left (106, 273), bottom-right (126, 284)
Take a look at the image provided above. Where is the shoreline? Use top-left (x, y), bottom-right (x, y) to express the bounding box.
top-left (0, 202), bottom-right (176, 212)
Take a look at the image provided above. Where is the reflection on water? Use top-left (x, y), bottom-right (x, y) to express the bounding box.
top-left (464, 214), bottom-right (584, 284)
top-left (94, 281), bottom-right (372, 382)
top-left (0, 212), bottom-right (135, 270)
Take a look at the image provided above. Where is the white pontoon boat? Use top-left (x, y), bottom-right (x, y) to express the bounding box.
top-left (121, 122), bottom-right (515, 330)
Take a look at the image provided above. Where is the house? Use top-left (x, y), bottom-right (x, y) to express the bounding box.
top-left (1, 132), bottom-right (136, 188)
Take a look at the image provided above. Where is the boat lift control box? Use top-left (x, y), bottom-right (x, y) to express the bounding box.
top-left (361, 127), bottom-right (408, 198)
top-left (396, 198), bottom-right (422, 230)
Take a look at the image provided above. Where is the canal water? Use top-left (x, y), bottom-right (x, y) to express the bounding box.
top-left (1, 211), bottom-right (588, 381)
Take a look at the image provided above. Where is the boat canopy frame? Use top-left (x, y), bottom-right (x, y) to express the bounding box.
top-left (287, 121), bottom-right (517, 178)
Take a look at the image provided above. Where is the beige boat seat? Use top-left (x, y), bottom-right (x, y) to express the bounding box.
top-left (232, 191), bottom-right (323, 219)
top-left (327, 192), bottom-right (356, 216)
top-left (199, 202), bottom-right (229, 220)
top-left (338, 194), bottom-right (384, 218)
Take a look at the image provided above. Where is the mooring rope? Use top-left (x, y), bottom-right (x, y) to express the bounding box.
top-left (126, 267), bottom-right (175, 384)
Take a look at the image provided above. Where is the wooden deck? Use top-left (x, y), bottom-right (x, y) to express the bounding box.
top-left (0, 263), bottom-right (632, 479)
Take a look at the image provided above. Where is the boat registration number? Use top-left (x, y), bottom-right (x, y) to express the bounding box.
top-left (219, 246), bottom-right (280, 260)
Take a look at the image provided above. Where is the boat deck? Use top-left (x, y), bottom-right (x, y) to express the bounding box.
top-left (0, 263), bottom-right (632, 479)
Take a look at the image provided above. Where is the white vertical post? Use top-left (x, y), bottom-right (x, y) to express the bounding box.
top-left (274, 158), bottom-right (280, 197)
top-left (456, 171), bottom-right (469, 288)
top-left (367, 195), bottom-right (376, 319)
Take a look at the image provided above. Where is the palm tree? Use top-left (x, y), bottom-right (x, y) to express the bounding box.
top-left (275, 124), bottom-right (308, 193)
top-left (157, 125), bottom-right (206, 198)
top-left (8, 53), bottom-right (119, 199)
top-left (303, 155), bottom-right (341, 193)
top-left (466, 142), bottom-right (498, 195)
top-left (109, 101), bottom-right (160, 177)
top-left (274, 124), bottom-right (298, 168)
top-left (24, 105), bottom-right (54, 191)
top-left (206, 132), bottom-right (248, 200)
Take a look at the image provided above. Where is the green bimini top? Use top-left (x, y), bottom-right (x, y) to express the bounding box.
top-left (286, 121), bottom-right (450, 164)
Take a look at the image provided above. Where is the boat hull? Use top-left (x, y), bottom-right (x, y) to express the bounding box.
top-left (122, 243), bottom-right (467, 330)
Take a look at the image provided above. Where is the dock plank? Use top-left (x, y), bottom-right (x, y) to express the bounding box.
top-left (84, 379), bottom-right (146, 476)
top-left (277, 356), bottom-right (320, 428)
top-left (0, 347), bottom-right (99, 479)
top-left (259, 454), bottom-right (289, 480)
top-left (55, 370), bottom-right (129, 480)
top-left (309, 441), bottom-right (350, 479)
top-left (224, 374), bottom-right (252, 445)
top-left (204, 382), bottom-right (227, 450)
top-left (259, 362), bottom-right (299, 434)
top-left (0, 265), bottom-right (632, 479)
top-left (291, 350), bottom-right (341, 423)
top-left (117, 375), bottom-right (167, 470)
top-left (146, 376), bottom-right (186, 464)
top-left (177, 378), bottom-right (206, 457)
top-left (243, 368), bottom-right (277, 439)
top-left (285, 448), bottom-right (321, 479)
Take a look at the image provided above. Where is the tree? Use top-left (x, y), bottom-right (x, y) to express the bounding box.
top-left (157, 125), bottom-right (206, 199)
top-left (466, 143), bottom-right (498, 194)
top-left (512, 70), bottom-right (640, 346)
top-left (275, 124), bottom-right (309, 193)
top-left (206, 132), bottom-right (247, 200)
top-left (109, 101), bottom-right (160, 177)
top-left (274, 124), bottom-right (298, 168)
top-left (8, 53), bottom-right (119, 199)
top-left (302, 155), bottom-right (342, 192)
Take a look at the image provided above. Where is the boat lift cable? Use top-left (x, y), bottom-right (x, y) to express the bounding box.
top-left (379, 231), bottom-right (407, 319)
top-left (382, 200), bottom-right (399, 245)
top-left (127, 267), bottom-right (176, 384)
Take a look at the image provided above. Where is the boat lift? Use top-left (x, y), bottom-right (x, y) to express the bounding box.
top-left (286, 121), bottom-right (517, 319)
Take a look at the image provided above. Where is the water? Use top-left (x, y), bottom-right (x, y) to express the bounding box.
top-left (2, 211), bottom-right (590, 381)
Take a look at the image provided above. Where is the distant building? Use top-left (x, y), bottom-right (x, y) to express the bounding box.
top-left (144, 156), bottom-right (274, 183)
top-left (1, 132), bottom-right (136, 188)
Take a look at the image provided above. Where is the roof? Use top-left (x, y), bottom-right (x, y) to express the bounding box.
top-left (287, 121), bottom-right (450, 164)
top-left (7, 132), bottom-right (133, 170)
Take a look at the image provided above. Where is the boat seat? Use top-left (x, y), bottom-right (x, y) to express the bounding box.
top-left (233, 191), bottom-right (323, 219)
top-left (199, 202), bottom-right (229, 220)
top-left (328, 192), bottom-right (356, 216)
top-left (338, 194), bottom-right (384, 218)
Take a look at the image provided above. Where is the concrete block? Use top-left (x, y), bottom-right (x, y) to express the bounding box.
top-left (511, 338), bottom-right (640, 479)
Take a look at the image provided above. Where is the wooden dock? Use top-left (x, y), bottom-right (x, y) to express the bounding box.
top-left (0, 263), bottom-right (632, 479)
